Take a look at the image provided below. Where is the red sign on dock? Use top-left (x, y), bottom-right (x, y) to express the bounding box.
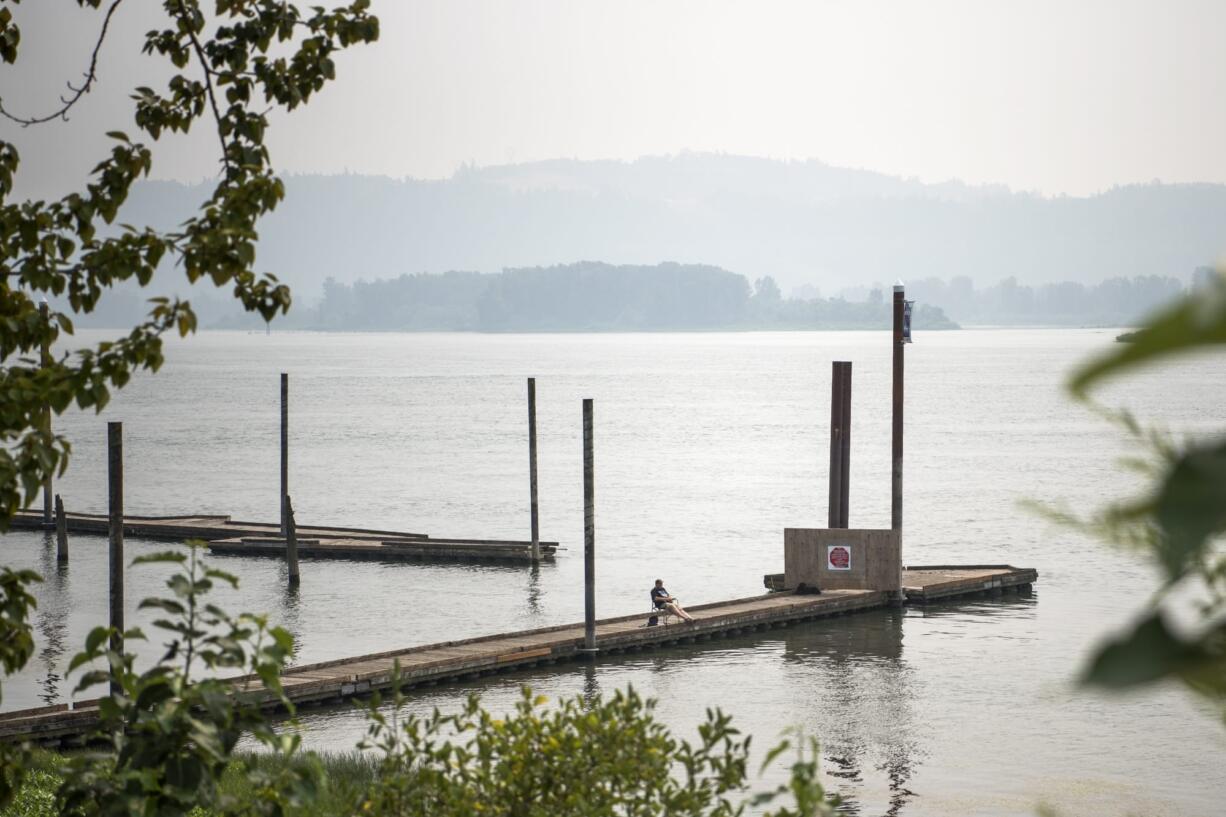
top-left (827, 545), bottom-right (851, 571)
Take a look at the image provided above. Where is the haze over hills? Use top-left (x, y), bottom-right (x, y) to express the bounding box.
top-left (119, 153), bottom-right (1226, 307)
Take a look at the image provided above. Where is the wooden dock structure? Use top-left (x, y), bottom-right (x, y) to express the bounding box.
top-left (0, 565), bottom-right (1035, 746)
top-left (9, 510), bottom-right (558, 564)
top-left (763, 564), bottom-right (1037, 602)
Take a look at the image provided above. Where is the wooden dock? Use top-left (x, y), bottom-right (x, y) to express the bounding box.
top-left (762, 564), bottom-right (1037, 602)
top-left (9, 510), bottom-right (558, 564)
top-left (0, 565), bottom-right (1035, 746)
top-left (208, 535), bottom-right (559, 563)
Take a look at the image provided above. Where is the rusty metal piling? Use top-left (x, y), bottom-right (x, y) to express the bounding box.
top-left (891, 287), bottom-right (905, 532)
top-left (828, 361), bottom-right (852, 528)
top-left (582, 398), bottom-right (596, 653)
top-left (107, 422), bottom-right (124, 695)
top-left (528, 378), bottom-right (541, 564)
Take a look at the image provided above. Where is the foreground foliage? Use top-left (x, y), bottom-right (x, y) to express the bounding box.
top-left (0, 0), bottom-right (378, 523)
top-left (357, 680), bottom-right (836, 817)
top-left (1064, 270), bottom-right (1226, 716)
top-left (0, 545), bottom-right (838, 816)
top-left (0, 2), bottom-right (376, 809)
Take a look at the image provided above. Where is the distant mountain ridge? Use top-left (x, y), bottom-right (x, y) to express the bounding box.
top-left (121, 153), bottom-right (1226, 302)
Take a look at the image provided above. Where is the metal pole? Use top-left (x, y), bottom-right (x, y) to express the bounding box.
top-left (827, 362), bottom-right (845, 528)
top-left (107, 421), bottom-right (124, 695)
top-left (54, 494), bottom-right (68, 563)
top-left (528, 378), bottom-right (541, 563)
top-left (582, 398), bottom-right (596, 652)
top-left (284, 494), bottom-right (301, 586)
top-left (891, 286), bottom-right (905, 532)
top-left (40, 301), bottom-right (52, 527)
top-left (280, 372), bottom-right (288, 537)
top-left (827, 361), bottom-right (853, 527)
top-left (838, 362), bottom-right (852, 527)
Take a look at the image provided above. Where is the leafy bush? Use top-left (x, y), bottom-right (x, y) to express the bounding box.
top-left (356, 672), bottom-right (838, 817)
top-left (55, 546), bottom-right (314, 817)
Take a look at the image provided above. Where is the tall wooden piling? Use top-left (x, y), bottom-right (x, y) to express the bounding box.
top-left (828, 361), bottom-right (852, 528)
top-left (54, 494), bottom-right (67, 564)
top-left (527, 378), bottom-right (541, 564)
top-left (280, 373), bottom-right (288, 537)
top-left (284, 494), bottom-right (301, 586)
top-left (582, 398), bottom-right (596, 652)
top-left (40, 301), bottom-right (52, 527)
top-left (891, 286), bottom-right (905, 532)
top-left (107, 422), bottom-right (124, 695)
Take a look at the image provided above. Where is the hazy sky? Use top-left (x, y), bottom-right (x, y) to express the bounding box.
top-left (4, 0), bottom-right (1226, 198)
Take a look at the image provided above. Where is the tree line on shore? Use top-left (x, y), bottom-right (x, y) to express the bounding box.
top-left (900, 270), bottom-right (1199, 326)
top-left (300, 261), bottom-right (958, 332)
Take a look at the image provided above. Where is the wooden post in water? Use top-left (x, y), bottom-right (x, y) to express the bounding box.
top-left (107, 422), bottom-right (124, 695)
top-left (280, 373), bottom-right (288, 537)
top-left (891, 286), bottom-right (905, 532)
top-left (527, 378), bottom-right (541, 564)
top-left (54, 494), bottom-right (68, 563)
top-left (284, 494), bottom-right (301, 586)
top-left (582, 398), bottom-right (596, 652)
top-left (827, 361), bottom-right (852, 528)
top-left (40, 301), bottom-right (52, 528)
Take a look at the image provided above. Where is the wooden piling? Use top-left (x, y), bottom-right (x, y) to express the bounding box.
top-left (582, 398), bottom-right (596, 652)
top-left (828, 361), bottom-right (852, 528)
top-left (891, 287), bottom-right (905, 532)
top-left (54, 494), bottom-right (67, 563)
top-left (280, 373), bottom-right (288, 537)
top-left (284, 494), bottom-right (301, 586)
top-left (528, 378), bottom-right (541, 564)
top-left (107, 422), bottom-right (123, 695)
top-left (40, 301), bottom-right (52, 528)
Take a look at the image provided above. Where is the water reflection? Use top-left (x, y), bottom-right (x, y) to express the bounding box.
top-left (780, 613), bottom-right (918, 817)
top-left (35, 532), bottom-right (69, 705)
top-left (525, 563), bottom-right (542, 616)
top-left (276, 574), bottom-right (303, 665)
top-left (581, 660), bottom-right (599, 704)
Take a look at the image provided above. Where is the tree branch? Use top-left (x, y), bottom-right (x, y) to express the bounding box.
top-left (173, 1), bottom-right (232, 177)
top-left (0, 0), bottom-right (125, 126)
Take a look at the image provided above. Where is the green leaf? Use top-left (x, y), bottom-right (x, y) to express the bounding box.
top-left (132, 550), bottom-right (187, 565)
top-left (1070, 273), bottom-right (1226, 397)
top-left (84, 625), bottom-right (110, 654)
top-left (204, 567), bottom-right (239, 588)
top-left (1153, 439), bottom-right (1226, 578)
top-left (1082, 612), bottom-right (1214, 689)
top-left (138, 598), bottom-right (186, 615)
top-left (73, 670), bottom-right (110, 694)
top-left (758, 738), bottom-right (791, 774)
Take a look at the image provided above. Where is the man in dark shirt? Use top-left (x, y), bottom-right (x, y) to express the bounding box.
top-left (651, 578), bottom-right (695, 622)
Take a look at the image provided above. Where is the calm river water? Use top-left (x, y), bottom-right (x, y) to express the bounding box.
top-left (2, 328), bottom-right (1224, 816)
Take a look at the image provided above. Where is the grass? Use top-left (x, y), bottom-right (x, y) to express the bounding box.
top-left (1, 749), bottom-right (384, 817)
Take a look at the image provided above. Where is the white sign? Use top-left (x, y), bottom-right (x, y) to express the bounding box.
top-left (827, 544), bottom-right (852, 571)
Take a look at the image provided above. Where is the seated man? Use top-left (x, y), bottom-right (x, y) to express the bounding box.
top-left (651, 578), bottom-right (695, 623)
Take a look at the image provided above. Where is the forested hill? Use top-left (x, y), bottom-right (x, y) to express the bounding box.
top-left (292, 262), bottom-right (957, 332)
top-left (120, 154), bottom-right (1226, 301)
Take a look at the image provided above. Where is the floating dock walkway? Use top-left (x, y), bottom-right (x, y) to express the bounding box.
top-left (0, 565), bottom-right (1035, 746)
top-left (763, 564), bottom-right (1038, 603)
top-left (10, 510), bottom-right (558, 564)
